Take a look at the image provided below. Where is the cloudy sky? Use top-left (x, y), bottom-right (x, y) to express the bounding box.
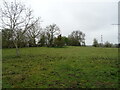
top-left (1, 0), bottom-right (119, 45)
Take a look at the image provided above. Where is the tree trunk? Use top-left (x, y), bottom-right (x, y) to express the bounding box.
top-left (33, 38), bottom-right (36, 47)
top-left (15, 44), bottom-right (20, 57)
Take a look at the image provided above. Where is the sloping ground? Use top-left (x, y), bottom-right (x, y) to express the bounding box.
top-left (2, 46), bottom-right (119, 88)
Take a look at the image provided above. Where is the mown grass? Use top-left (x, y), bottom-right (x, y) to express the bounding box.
top-left (2, 46), bottom-right (119, 88)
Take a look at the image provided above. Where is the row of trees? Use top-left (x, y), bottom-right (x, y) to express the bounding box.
top-left (93, 38), bottom-right (119, 48)
top-left (2, 27), bottom-right (86, 48)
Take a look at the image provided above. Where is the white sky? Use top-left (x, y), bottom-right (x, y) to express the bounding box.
top-left (0, 0), bottom-right (119, 45)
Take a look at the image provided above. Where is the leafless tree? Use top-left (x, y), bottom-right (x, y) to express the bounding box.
top-left (45, 24), bottom-right (60, 47)
top-left (0, 0), bottom-right (37, 56)
top-left (68, 30), bottom-right (85, 46)
top-left (26, 18), bottom-right (42, 47)
top-left (81, 33), bottom-right (85, 46)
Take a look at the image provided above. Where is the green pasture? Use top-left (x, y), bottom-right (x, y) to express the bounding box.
top-left (2, 46), bottom-right (119, 88)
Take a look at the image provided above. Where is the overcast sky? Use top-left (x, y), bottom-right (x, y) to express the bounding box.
top-left (1, 0), bottom-right (119, 45)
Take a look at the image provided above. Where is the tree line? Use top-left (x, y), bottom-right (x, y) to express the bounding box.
top-left (2, 27), bottom-right (86, 48)
top-left (93, 38), bottom-right (119, 48)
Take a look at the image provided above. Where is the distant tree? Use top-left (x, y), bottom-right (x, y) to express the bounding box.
top-left (93, 38), bottom-right (99, 47)
top-left (26, 18), bottom-right (42, 47)
top-left (2, 28), bottom-right (28, 48)
top-left (54, 34), bottom-right (64, 47)
top-left (2, 29), bottom-right (14, 48)
top-left (62, 36), bottom-right (69, 46)
top-left (104, 41), bottom-right (113, 47)
top-left (81, 33), bottom-right (86, 46)
top-left (45, 24), bottom-right (60, 47)
top-left (46, 32), bottom-right (51, 47)
top-left (113, 44), bottom-right (119, 48)
top-left (0, 0), bottom-right (39, 56)
top-left (68, 36), bottom-right (79, 46)
top-left (68, 30), bottom-right (85, 46)
top-left (98, 43), bottom-right (103, 47)
top-left (38, 31), bottom-right (46, 47)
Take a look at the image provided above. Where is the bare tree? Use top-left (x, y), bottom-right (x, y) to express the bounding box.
top-left (0, 0), bottom-right (36, 56)
top-left (26, 18), bottom-right (42, 47)
top-left (45, 24), bottom-right (60, 47)
top-left (68, 30), bottom-right (85, 46)
top-left (81, 33), bottom-right (85, 46)
top-left (38, 31), bottom-right (46, 46)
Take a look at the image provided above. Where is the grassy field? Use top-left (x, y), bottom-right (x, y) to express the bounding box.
top-left (2, 46), bottom-right (119, 88)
